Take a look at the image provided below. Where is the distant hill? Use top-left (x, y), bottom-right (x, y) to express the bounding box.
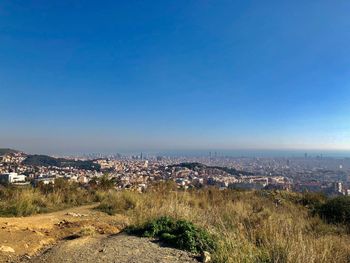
top-left (211, 165), bottom-right (253, 176)
top-left (22, 155), bottom-right (101, 171)
top-left (0, 148), bottom-right (19, 155)
top-left (169, 162), bottom-right (253, 176)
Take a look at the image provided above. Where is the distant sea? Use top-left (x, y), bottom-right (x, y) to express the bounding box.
top-left (159, 149), bottom-right (350, 158)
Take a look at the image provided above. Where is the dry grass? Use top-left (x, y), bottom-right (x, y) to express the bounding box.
top-left (2, 181), bottom-right (350, 262)
top-left (0, 183), bottom-right (96, 216)
top-left (78, 225), bottom-right (97, 237)
top-left (98, 183), bottom-right (350, 263)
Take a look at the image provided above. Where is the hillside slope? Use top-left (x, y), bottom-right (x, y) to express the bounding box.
top-left (22, 155), bottom-right (101, 171)
top-left (0, 148), bottom-right (19, 155)
top-left (1, 186), bottom-right (350, 263)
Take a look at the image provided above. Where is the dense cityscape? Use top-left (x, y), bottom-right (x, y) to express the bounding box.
top-left (1, 148), bottom-right (348, 196)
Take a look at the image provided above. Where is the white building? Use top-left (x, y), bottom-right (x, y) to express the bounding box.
top-left (0, 172), bottom-right (26, 184)
top-left (33, 177), bottom-right (55, 185)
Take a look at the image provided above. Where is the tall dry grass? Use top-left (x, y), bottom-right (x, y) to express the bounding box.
top-left (98, 183), bottom-right (350, 263)
top-left (2, 180), bottom-right (350, 262)
top-left (0, 182), bottom-right (96, 216)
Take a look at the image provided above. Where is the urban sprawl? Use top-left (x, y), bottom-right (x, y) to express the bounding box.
top-left (0, 150), bottom-right (349, 196)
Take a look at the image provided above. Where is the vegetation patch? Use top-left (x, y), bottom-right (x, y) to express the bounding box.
top-left (78, 225), bottom-right (97, 237)
top-left (317, 196), bottom-right (350, 225)
top-left (126, 216), bottom-right (216, 254)
top-left (22, 154), bottom-right (101, 171)
top-left (96, 191), bottom-right (139, 215)
top-left (2, 182), bottom-right (350, 263)
top-left (0, 180), bottom-right (97, 217)
top-left (298, 192), bottom-right (327, 212)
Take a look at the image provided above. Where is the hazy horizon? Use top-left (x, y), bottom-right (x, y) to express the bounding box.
top-left (2, 1), bottom-right (350, 153)
top-left (3, 145), bottom-right (350, 159)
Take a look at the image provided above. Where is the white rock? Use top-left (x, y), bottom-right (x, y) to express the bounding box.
top-left (201, 251), bottom-right (211, 263)
top-left (0, 245), bottom-right (15, 253)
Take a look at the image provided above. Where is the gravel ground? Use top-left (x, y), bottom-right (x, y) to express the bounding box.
top-left (24, 233), bottom-right (199, 263)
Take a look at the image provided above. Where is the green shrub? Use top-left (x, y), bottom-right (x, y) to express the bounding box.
top-left (317, 196), bottom-right (350, 225)
top-left (299, 192), bottom-right (327, 211)
top-left (98, 175), bottom-right (115, 191)
top-left (126, 216), bottom-right (216, 254)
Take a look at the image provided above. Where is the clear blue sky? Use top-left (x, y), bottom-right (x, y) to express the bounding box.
top-left (1, 1), bottom-right (350, 154)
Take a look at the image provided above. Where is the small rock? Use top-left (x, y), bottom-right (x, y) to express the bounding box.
top-left (201, 251), bottom-right (211, 263)
top-left (0, 246), bottom-right (15, 253)
top-left (66, 212), bottom-right (87, 217)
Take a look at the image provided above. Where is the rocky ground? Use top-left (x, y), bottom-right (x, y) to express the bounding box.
top-left (23, 233), bottom-right (198, 263)
top-left (0, 205), bottom-right (198, 263)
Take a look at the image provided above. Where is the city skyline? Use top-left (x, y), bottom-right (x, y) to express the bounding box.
top-left (1, 1), bottom-right (350, 154)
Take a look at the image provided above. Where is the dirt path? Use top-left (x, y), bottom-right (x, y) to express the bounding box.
top-left (0, 205), bottom-right (127, 262)
top-left (0, 206), bottom-right (198, 263)
top-left (25, 233), bottom-right (198, 263)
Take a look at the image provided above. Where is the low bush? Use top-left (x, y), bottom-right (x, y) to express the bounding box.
top-left (298, 192), bottom-right (327, 212)
top-left (317, 196), bottom-right (350, 225)
top-left (126, 216), bottom-right (216, 254)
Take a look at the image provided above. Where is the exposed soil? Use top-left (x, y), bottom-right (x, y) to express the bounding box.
top-left (0, 205), bottom-right (198, 263)
top-left (24, 233), bottom-right (198, 263)
top-left (0, 204), bottom-right (127, 262)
